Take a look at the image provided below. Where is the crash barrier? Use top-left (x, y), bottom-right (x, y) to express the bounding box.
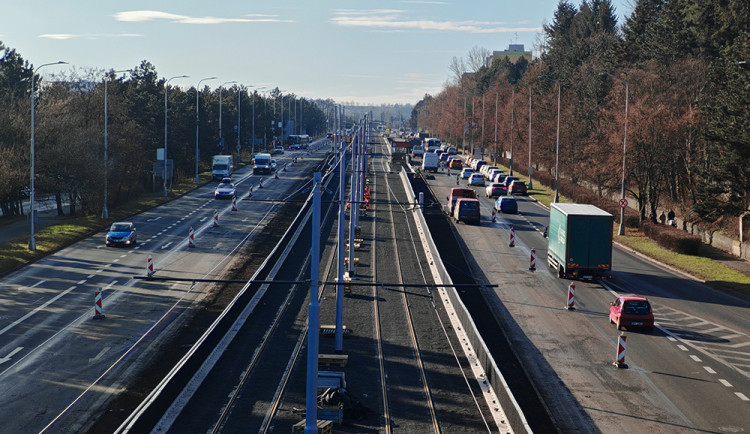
top-left (399, 169), bottom-right (532, 433)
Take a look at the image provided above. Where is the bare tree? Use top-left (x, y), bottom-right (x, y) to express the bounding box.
top-left (466, 46), bottom-right (491, 72)
top-left (448, 56), bottom-right (466, 84)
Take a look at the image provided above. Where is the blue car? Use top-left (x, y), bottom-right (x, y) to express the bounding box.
top-left (494, 196), bottom-right (518, 214)
top-left (106, 222), bottom-right (137, 247)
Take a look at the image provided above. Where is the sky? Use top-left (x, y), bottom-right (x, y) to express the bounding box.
top-left (0, 0), bottom-right (633, 106)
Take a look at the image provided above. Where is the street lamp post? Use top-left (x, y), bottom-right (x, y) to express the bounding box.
top-left (519, 80), bottom-right (533, 189)
top-left (218, 81), bottom-right (237, 155)
top-left (164, 75), bottom-right (189, 196)
top-left (497, 83), bottom-right (514, 175)
top-left (541, 76), bottom-right (561, 202)
top-left (481, 93), bottom-right (485, 157)
top-left (103, 69), bottom-right (130, 219)
top-left (29, 60), bottom-right (67, 251)
top-left (195, 76), bottom-right (217, 183)
top-left (252, 87), bottom-right (266, 157)
top-left (490, 89), bottom-right (498, 163)
top-left (602, 72), bottom-right (629, 236)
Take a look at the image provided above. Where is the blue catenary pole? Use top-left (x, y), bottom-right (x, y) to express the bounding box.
top-left (305, 172), bottom-right (322, 433)
top-left (336, 136), bottom-right (346, 351)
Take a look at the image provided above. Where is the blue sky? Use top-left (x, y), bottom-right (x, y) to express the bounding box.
top-left (0, 0), bottom-right (632, 105)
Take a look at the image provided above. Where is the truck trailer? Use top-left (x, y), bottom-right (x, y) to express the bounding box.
top-left (547, 203), bottom-right (613, 280)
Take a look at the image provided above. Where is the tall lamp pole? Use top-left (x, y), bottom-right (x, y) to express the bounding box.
top-left (29, 60), bottom-right (67, 251)
top-left (164, 75), bottom-right (189, 196)
top-left (218, 81), bottom-right (237, 154)
top-left (490, 89), bottom-right (498, 162)
top-left (498, 83), bottom-right (514, 175)
top-left (195, 76), bottom-right (217, 183)
top-left (252, 87), bottom-right (266, 157)
top-left (519, 80), bottom-right (534, 189)
top-left (103, 68), bottom-right (130, 219)
top-left (541, 76), bottom-right (561, 202)
top-left (602, 72), bottom-right (629, 235)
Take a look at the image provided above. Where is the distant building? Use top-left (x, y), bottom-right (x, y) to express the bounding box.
top-left (486, 44), bottom-right (533, 66)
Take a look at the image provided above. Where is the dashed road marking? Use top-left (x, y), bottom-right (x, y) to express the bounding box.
top-left (77, 280), bottom-right (86, 284)
top-left (736, 392), bottom-right (749, 401)
top-left (719, 379), bottom-right (733, 387)
top-left (703, 366), bottom-right (716, 374)
top-left (690, 355), bottom-right (702, 362)
top-left (677, 344), bottom-right (689, 351)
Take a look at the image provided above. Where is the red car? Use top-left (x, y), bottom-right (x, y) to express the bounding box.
top-left (508, 180), bottom-right (528, 195)
top-left (609, 295), bottom-right (655, 331)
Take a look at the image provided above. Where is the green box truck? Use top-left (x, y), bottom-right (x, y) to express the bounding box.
top-left (547, 203), bottom-right (613, 280)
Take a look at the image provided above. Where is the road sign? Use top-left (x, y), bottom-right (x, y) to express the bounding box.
top-left (528, 166), bottom-right (534, 176)
top-left (619, 198), bottom-right (628, 208)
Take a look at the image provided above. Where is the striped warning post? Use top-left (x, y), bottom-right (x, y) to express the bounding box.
top-left (491, 208), bottom-right (496, 223)
top-left (93, 289), bottom-right (105, 320)
top-left (509, 227), bottom-right (515, 247)
top-left (147, 256), bottom-right (154, 278)
top-left (213, 210), bottom-right (219, 226)
top-left (529, 249), bottom-right (536, 271)
top-left (565, 283), bottom-right (575, 310)
top-left (188, 227), bottom-right (195, 247)
top-left (232, 197), bottom-right (237, 211)
top-left (259, 178), bottom-right (264, 188)
top-left (248, 186), bottom-right (253, 198)
top-left (614, 333), bottom-right (628, 368)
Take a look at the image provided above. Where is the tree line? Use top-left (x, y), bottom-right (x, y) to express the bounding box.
top-left (411, 0), bottom-right (749, 230)
top-left (0, 47), bottom-right (330, 218)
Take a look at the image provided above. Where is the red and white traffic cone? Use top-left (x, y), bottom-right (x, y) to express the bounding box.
top-left (147, 256), bottom-right (154, 278)
top-left (188, 227), bottom-right (195, 247)
top-left (232, 197), bottom-right (237, 211)
top-left (213, 210), bottom-right (218, 226)
top-left (565, 283), bottom-right (575, 310)
top-left (529, 249), bottom-right (536, 271)
top-left (491, 208), bottom-right (496, 223)
top-left (93, 289), bottom-right (105, 320)
top-left (509, 227), bottom-right (516, 247)
top-left (614, 332), bottom-right (628, 368)
top-left (259, 178), bottom-right (264, 188)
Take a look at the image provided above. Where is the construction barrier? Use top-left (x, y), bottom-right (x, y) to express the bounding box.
top-left (509, 227), bottom-right (516, 247)
top-left (529, 249), bottom-right (536, 271)
top-left (614, 333), bottom-right (628, 368)
top-left (147, 256), bottom-right (154, 278)
top-left (232, 197), bottom-right (237, 211)
top-left (259, 178), bottom-right (264, 188)
top-left (188, 227), bottom-right (195, 248)
top-left (213, 210), bottom-right (218, 226)
top-left (566, 283), bottom-right (575, 310)
top-left (93, 290), bottom-right (105, 320)
top-left (491, 208), bottom-right (496, 223)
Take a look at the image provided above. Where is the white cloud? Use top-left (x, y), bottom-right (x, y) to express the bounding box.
top-left (113, 10), bottom-right (292, 24)
top-left (330, 10), bottom-right (541, 34)
top-left (39, 33), bottom-right (142, 40)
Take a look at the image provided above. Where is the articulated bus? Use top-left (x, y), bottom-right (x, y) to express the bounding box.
top-left (288, 134), bottom-right (311, 149)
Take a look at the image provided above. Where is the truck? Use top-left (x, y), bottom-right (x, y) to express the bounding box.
top-left (253, 153), bottom-right (274, 174)
top-left (212, 155), bottom-right (233, 180)
top-left (547, 203), bottom-right (613, 280)
top-left (421, 151), bottom-right (439, 172)
top-left (423, 137), bottom-right (441, 152)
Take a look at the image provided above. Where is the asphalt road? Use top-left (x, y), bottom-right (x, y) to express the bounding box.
top-left (424, 165), bottom-right (750, 432)
top-left (0, 150), bottom-right (322, 433)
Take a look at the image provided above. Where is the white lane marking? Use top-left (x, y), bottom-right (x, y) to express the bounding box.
top-left (88, 346), bottom-right (111, 364)
top-left (0, 347), bottom-right (24, 365)
top-left (77, 280), bottom-right (87, 284)
top-left (703, 366), bottom-right (716, 374)
top-left (728, 341), bottom-right (750, 349)
top-left (105, 280), bottom-right (118, 289)
top-left (667, 337), bottom-right (677, 342)
top-left (19, 280), bottom-right (47, 292)
top-left (87, 274), bottom-right (94, 278)
top-left (690, 355), bottom-right (702, 362)
top-left (120, 255), bottom-right (127, 258)
top-left (0, 285), bottom-right (77, 337)
top-left (103, 263), bottom-right (112, 268)
top-left (736, 392), bottom-right (750, 401)
top-left (677, 344), bottom-right (689, 351)
top-left (199, 217), bottom-right (208, 222)
top-left (134, 246), bottom-right (141, 250)
top-left (161, 242), bottom-right (173, 250)
top-left (719, 379), bottom-right (733, 387)
top-left (720, 333), bottom-right (744, 340)
top-left (113, 259), bottom-right (120, 263)
top-left (147, 216), bottom-right (162, 222)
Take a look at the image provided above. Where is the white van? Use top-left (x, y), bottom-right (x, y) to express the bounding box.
top-left (422, 152), bottom-right (439, 172)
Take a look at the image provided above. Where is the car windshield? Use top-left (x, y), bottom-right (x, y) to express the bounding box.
top-left (218, 183), bottom-right (234, 189)
top-left (623, 300), bottom-right (651, 314)
top-left (111, 223), bottom-right (131, 232)
top-left (459, 201), bottom-right (479, 210)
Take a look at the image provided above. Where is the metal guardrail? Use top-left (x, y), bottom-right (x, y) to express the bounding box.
top-left (399, 168), bottom-right (532, 434)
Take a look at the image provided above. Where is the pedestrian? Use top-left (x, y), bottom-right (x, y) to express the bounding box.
top-left (667, 209), bottom-right (676, 227)
top-left (659, 211), bottom-right (666, 225)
